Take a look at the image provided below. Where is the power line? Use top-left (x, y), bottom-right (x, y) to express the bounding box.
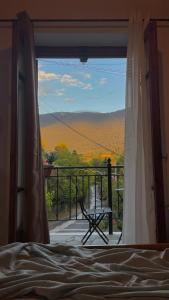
top-left (38, 60), bottom-right (126, 76)
top-left (40, 100), bottom-right (120, 155)
top-left (39, 59), bottom-right (126, 66)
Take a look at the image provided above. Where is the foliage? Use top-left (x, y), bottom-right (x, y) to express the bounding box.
top-left (89, 157), bottom-right (106, 167)
top-left (46, 152), bottom-right (56, 165)
top-left (116, 153), bottom-right (124, 165)
top-left (44, 145), bottom-right (90, 219)
top-left (44, 145), bottom-right (124, 227)
top-left (46, 191), bottom-right (54, 208)
top-left (45, 190), bottom-right (56, 219)
top-left (49, 144), bottom-right (87, 167)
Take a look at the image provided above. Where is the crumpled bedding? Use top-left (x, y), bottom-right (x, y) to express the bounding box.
top-left (1, 243), bottom-right (169, 300)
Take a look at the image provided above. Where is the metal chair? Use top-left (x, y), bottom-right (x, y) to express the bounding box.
top-left (115, 187), bottom-right (123, 245)
top-left (117, 232), bottom-right (122, 244)
top-left (79, 198), bottom-right (112, 245)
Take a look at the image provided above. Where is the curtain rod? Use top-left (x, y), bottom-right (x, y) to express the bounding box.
top-left (0, 18), bottom-right (169, 23)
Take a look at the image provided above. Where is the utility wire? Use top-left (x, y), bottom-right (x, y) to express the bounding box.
top-left (40, 100), bottom-right (121, 155)
top-left (38, 60), bottom-right (126, 76)
top-left (39, 59), bottom-right (126, 66)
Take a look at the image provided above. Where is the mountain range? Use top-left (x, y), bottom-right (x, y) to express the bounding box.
top-left (40, 110), bottom-right (125, 161)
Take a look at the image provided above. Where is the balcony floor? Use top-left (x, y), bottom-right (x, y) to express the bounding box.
top-left (49, 219), bottom-right (121, 245)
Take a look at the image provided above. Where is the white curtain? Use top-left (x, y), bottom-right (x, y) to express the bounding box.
top-left (123, 17), bottom-right (156, 244)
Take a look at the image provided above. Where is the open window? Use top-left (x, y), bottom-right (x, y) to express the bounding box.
top-left (35, 25), bottom-right (128, 244)
top-left (9, 13), bottom-right (166, 244)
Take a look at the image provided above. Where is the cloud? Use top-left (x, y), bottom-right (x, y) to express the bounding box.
top-left (64, 97), bottom-right (76, 103)
top-left (38, 70), bottom-right (92, 90)
top-left (82, 83), bottom-right (92, 90)
top-left (59, 74), bottom-right (92, 90)
top-left (38, 71), bottom-right (60, 81)
top-left (60, 74), bottom-right (81, 86)
top-left (81, 72), bottom-right (91, 80)
top-left (54, 89), bottom-right (65, 96)
top-left (38, 85), bottom-right (64, 97)
top-left (99, 78), bottom-right (107, 85)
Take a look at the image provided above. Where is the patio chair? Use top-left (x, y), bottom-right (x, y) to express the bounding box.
top-left (117, 232), bottom-right (122, 244)
top-left (115, 187), bottom-right (123, 245)
top-left (79, 198), bottom-right (112, 245)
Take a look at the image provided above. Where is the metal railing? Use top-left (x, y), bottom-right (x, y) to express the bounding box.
top-left (44, 159), bottom-right (124, 234)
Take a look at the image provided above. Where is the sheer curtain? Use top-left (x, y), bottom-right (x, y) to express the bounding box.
top-left (123, 17), bottom-right (156, 244)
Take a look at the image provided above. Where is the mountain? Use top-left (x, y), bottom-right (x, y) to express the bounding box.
top-left (40, 110), bottom-right (125, 161)
top-left (40, 110), bottom-right (124, 127)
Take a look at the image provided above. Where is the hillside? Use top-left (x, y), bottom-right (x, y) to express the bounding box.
top-left (40, 110), bottom-right (124, 127)
top-left (40, 110), bottom-right (125, 161)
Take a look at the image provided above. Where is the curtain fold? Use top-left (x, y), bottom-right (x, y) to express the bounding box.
top-left (24, 19), bottom-right (49, 243)
top-left (0, 48), bottom-right (11, 245)
top-left (123, 17), bottom-right (156, 244)
top-left (9, 12), bottom-right (49, 243)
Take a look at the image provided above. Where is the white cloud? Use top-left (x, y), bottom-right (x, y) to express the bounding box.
top-left (81, 72), bottom-right (91, 80)
top-left (38, 85), bottom-right (64, 97)
top-left (55, 89), bottom-right (65, 96)
top-left (59, 74), bottom-right (92, 90)
top-left (82, 83), bottom-right (92, 90)
top-left (64, 97), bottom-right (76, 103)
top-left (99, 78), bottom-right (107, 85)
top-left (60, 74), bottom-right (81, 87)
top-left (38, 70), bottom-right (92, 90)
top-left (38, 71), bottom-right (60, 81)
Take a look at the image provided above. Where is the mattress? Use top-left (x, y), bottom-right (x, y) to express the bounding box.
top-left (1, 243), bottom-right (169, 300)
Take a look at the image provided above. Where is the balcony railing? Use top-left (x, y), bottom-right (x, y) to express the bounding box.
top-left (44, 159), bottom-right (124, 235)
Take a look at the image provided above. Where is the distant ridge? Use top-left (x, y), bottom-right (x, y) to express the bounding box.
top-left (40, 110), bottom-right (125, 127)
top-left (40, 110), bottom-right (125, 161)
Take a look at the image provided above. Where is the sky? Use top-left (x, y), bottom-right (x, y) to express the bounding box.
top-left (38, 58), bottom-right (126, 115)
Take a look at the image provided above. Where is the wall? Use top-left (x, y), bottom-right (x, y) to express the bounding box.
top-left (0, 0), bottom-right (169, 19)
top-left (157, 24), bottom-right (169, 236)
top-left (0, 47), bottom-right (11, 244)
top-left (0, 24), bottom-right (11, 244)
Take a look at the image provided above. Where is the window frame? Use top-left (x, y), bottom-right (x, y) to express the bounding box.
top-left (35, 45), bottom-right (127, 60)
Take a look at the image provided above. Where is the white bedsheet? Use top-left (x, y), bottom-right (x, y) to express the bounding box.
top-left (1, 243), bottom-right (169, 299)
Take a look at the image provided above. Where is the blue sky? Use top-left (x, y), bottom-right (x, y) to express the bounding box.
top-left (38, 58), bottom-right (126, 114)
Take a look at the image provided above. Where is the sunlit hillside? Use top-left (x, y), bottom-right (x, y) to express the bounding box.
top-left (40, 110), bottom-right (125, 162)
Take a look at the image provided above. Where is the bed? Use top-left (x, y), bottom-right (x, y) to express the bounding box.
top-left (1, 242), bottom-right (169, 300)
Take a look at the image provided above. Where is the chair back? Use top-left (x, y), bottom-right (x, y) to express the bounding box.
top-left (78, 197), bottom-right (88, 218)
